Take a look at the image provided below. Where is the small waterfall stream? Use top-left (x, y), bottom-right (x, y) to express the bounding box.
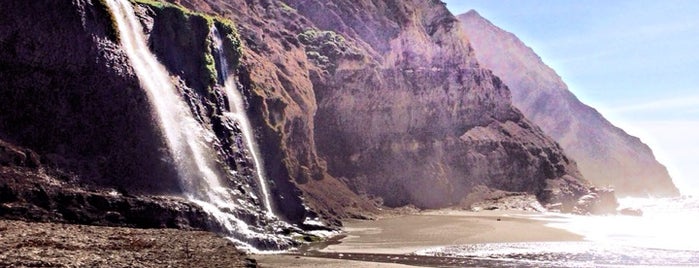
top-left (105, 0), bottom-right (290, 250)
top-left (210, 26), bottom-right (276, 218)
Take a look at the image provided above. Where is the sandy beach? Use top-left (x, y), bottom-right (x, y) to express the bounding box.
top-left (255, 209), bottom-right (582, 267)
top-left (0, 210), bottom-right (579, 267)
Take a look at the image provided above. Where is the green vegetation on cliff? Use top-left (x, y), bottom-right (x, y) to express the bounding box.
top-left (277, 1), bottom-right (297, 14)
top-left (93, 0), bottom-right (120, 42)
top-left (131, 0), bottom-right (171, 10)
top-left (136, 0), bottom-right (217, 87)
top-left (214, 19), bottom-right (243, 66)
top-left (297, 29), bottom-right (362, 72)
top-left (131, 0), bottom-right (243, 95)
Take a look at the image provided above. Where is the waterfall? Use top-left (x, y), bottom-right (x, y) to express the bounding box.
top-left (210, 26), bottom-right (275, 218)
top-left (104, 0), bottom-right (290, 251)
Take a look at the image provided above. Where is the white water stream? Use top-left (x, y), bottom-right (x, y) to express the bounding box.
top-left (105, 0), bottom-right (285, 250)
top-left (210, 26), bottom-right (275, 218)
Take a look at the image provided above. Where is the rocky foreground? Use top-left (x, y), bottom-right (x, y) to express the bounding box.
top-left (0, 220), bottom-right (254, 267)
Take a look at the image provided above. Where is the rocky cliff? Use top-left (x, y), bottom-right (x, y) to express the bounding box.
top-left (458, 10), bottom-right (679, 197)
top-left (129, 0), bottom-right (599, 212)
top-left (0, 0), bottom-right (180, 194)
top-left (282, 0), bottom-right (594, 210)
top-left (0, 0), bottom-right (221, 228)
top-left (0, 1), bottom-right (318, 250)
top-left (1, 0), bottom-right (611, 248)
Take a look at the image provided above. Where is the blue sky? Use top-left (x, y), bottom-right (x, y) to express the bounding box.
top-left (443, 0), bottom-right (699, 194)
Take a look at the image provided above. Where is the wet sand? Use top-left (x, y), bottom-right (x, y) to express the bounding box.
top-left (255, 210), bottom-right (582, 267)
top-left (254, 254), bottom-right (417, 268)
top-left (321, 210), bottom-right (581, 254)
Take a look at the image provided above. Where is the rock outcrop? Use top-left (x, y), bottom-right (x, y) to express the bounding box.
top-left (0, 139), bottom-right (217, 230)
top-left (458, 10), bottom-right (679, 197)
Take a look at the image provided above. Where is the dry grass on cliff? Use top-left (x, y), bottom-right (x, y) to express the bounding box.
top-left (0, 220), bottom-right (253, 267)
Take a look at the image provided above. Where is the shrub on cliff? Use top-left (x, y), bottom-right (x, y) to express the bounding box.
top-left (297, 29), bottom-right (362, 72)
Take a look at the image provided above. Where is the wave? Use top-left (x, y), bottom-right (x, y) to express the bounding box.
top-left (545, 196), bottom-right (699, 251)
top-left (415, 241), bottom-right (699, 267)
top-left (414, 196), bottom-right (699, 266)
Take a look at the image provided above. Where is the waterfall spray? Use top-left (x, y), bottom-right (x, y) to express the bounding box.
top-left (104, 0), bottom-right (290, 250)
top-left (210, 26), bottom-right (276, 218)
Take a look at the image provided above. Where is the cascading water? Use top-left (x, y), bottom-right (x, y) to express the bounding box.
top-left (210, 26), bottom-right (275, 218)
top-left (104, 0), bottom-right (292, 251)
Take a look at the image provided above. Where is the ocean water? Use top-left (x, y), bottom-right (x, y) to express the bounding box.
top-left (415, 196), bottom-right (699, 267)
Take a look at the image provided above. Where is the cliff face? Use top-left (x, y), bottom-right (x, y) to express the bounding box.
top-left (280, 0), bottom-right (591, 209)
top-left (0, 0), bottom-right (180, 194)
top-left (0, 0), bottom-right (371, 228)
top-left (458, 10), bottom-right (679, 197)
top-left (1, 0), bottom-right (606, 237)
top-left (180, 0), bottom-right (595, 210)
top-left (0, 0), bottom-right (317, 241)
top-left (162, 0), bottom-right (381, 221)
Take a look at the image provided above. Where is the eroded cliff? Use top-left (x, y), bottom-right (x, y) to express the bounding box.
top-left (281, 0), bottom-right (596, 210)
top-left (458, 10), bottom-right (679, 197)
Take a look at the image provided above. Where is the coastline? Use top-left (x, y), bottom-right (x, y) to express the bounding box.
top-left (0, 209), bottom-right (582, 267)
top-left (255, 209), bottom-right (582, 267)
top-left (6, 204), bottom-right (696, 267)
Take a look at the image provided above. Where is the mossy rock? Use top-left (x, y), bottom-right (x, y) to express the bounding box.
top-left (131, 0), bottom-right (244, 95)
top-left (92, 0), bottom-right (121, 42)
top-left (297, 29), bottom-right (362, 72)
